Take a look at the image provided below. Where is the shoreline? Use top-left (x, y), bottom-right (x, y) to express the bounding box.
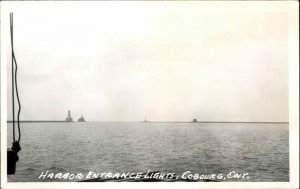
top-left (7, 120), bottom-right (289, 124)
top-left (141, 121), bottom-right (289, 124)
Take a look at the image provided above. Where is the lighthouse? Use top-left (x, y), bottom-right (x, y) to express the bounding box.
top-left (66, 110), bottom-right (73, 122)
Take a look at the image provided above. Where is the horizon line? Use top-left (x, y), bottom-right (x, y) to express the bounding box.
top-left (6, 120), bottom-right (289, 124)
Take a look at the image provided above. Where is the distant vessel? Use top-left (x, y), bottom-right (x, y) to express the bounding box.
top-left (192, 119), bottom-right (198, 123)
top-left (78, 114), bottom-right (86, 122)
top-left (66, 110), bottom-right (73, 122)
top-left (144, 116), bottom-right (147, 122)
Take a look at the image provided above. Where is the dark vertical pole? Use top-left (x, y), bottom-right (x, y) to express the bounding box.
top-left (10, 13), bottom-right (15, 142)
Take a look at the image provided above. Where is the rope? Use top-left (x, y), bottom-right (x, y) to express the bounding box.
top-left (10, 12), bottom-right (21, 143)
top-left (13, 51), bottom-right (21, 142)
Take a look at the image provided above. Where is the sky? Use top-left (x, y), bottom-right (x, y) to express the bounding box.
top-left (4, 2), bottom-right (289, 122)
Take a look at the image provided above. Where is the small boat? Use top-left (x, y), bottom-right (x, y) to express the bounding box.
top-left (78, 114), bottom-right (86, 122)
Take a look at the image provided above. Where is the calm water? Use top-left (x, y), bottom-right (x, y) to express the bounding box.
top-left (7, 122), bottom-right (289, 182)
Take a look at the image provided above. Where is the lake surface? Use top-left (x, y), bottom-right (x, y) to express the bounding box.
top-left (7, 122), bottom-right (289, 182)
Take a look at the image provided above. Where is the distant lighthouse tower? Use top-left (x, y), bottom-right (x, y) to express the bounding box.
top-left (66, 110), bottom-right (73, 122)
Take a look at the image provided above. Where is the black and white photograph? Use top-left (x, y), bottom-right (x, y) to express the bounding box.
top-left (1, 1), bottom-right (299, 189)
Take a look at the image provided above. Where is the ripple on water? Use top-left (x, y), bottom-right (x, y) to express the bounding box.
top-left (7, 122), bottom-right (289, 182)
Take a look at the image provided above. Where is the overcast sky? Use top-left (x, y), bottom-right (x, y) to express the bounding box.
top-left (4, 2), bottom-right (289, 121)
